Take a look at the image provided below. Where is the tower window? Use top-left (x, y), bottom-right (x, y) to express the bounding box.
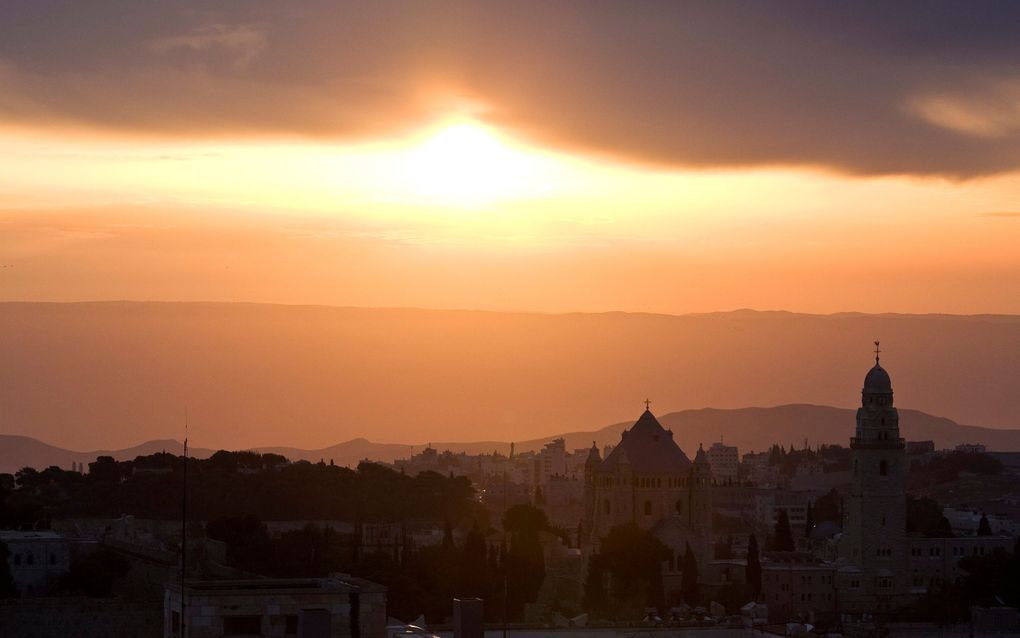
top-left (644, 500), bottom-right (652, 516)
top-left (675, 500), bottom-right (683, 515)
top-left (880, 460), bottom-right (888, 476)
top-left (603, 499), bottom-right (611, 515)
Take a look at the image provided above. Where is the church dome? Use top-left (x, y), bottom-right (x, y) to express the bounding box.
top-left (864, 363), bottom-right (892, 394)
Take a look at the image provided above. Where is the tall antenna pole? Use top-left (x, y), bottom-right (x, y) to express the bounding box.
top-left (180, 409), bottom-right (189, 637)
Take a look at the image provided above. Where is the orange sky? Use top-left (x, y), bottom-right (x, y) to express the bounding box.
top-left (2, 2), bottom-right (1020, 315)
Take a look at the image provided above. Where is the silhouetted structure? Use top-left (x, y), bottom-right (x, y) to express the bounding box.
top-left (581, 406), bottom-right (713, 600)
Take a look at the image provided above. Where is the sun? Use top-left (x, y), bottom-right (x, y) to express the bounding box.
top-left (398, 120), bottom-right (549, 207)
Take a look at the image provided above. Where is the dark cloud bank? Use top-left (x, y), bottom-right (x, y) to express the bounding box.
top-left (2, 1), bottom-right (1020, 176)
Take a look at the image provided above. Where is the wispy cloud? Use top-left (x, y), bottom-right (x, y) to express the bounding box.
top-left (978, 212), bottom-right (1020, 218)
top-left (148, 24), bottom-right (267, 69)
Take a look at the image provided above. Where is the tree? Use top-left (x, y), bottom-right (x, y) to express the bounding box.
top-left (934, 515), bottom-right (954, 538)
top-left (804, 501), bottom-right (814, 538)
top-left (442, 519), bottom-right (455, 552)
top-left (812, 488), bottom-right (841, 526)
top-left (746, 534), bottom-right (762, 600)
top-left (0, 540), bottom-right (17, 597)
top-left (62, 549), bottom-right (130, 597)
top-left (582, 552), bottom-right (609, 614)
top-left (87, 456), bottom-right (124, 484)
top-left (774, 509), bottom-right (794, 551)
top-left (596, 523), bottom-right (668, 615)
top-left (681, 541), bottom-right (699, 605)
top-left (503, 505), bottom-right (548, 619)
top-left (458, 521), bottom-right (489, 597)
top-left (906, 496), bottom-right (945, 535)
top-left (977, 514), bottom-right (992, 536)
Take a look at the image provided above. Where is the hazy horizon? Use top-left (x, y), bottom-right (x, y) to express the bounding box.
top-left (3, 302), bottom-right (1018, 450)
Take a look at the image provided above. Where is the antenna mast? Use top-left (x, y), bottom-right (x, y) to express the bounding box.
top-left (180, 409), bottom-right (189, 637)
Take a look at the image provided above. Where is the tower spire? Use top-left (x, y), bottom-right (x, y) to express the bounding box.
top-left (873, 340), bottom-right (881, 364)
top-left (644, 398), bottom-right (651, 411)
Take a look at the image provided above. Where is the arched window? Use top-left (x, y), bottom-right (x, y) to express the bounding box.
top-left (880, 459), bottom-right (888, 476)
top-left (644, 500), bottom-right (652, 516)
top-left (675, 500), bottom-right (683, 515)
top-left (604, 499), bottom-right (611, 515)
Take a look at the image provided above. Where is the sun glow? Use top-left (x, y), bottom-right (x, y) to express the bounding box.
top-left (396, 120), bottom-right (554, 207)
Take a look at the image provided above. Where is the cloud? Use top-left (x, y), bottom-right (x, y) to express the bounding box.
top-left (148, 24), bottom-right (268, 69)
top-left (2, 1), bottom-right (1020, 176)
top-left (907, 79), bottom-right (1020, 139)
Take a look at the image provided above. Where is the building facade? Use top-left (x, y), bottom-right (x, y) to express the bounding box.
top-left (582, 408), bottom-right (714, 573)
top-left (761, 348), bottom-right (1017, 622)
top-left (0, 530), bottom-right (71, 596)
top-left (706, 442), bottom-right (739, 484)
top-left (165, 576), bottom-right (386, 638)
top-left (839, 348), bottom-right (908, 613)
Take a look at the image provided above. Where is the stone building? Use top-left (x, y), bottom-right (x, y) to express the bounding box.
top-left (838, 345), bottom-right (909, 613)
top-left (165, 576), bottom-right (386, 638)
top-left (760, 347), bottom-right (1017, 623)
top-left (582, 407), bottom-right (714, 575)
top-left (0, 530), bottom-right (70, 596)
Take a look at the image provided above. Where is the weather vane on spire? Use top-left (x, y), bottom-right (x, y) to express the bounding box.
top-left (644, 398), bottom-right (651, 411)
top-left (874, 340), bottom-right (881, 363)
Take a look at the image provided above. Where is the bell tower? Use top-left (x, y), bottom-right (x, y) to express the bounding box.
top-left (842, 342), bottom-right (907, 611)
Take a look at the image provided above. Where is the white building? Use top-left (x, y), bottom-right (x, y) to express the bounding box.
top-left (165, 576), bottom-right (386, 638)
top-left (0, 530), bottom-right (71, 596)
top-left (707, 441), bottom-right (739, 484)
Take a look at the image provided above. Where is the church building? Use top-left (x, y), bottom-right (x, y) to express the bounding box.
top-left (582, 405), bottom-right (714, 584)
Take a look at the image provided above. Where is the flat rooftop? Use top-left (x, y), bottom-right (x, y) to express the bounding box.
top-left (169, 576), bottom-right (385, 595)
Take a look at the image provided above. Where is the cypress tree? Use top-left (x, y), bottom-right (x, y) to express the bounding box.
top-left (804, 501), bottom-right (814, 538)
top-left (746, 534), bottom-right (762, 601)
top-left (442, 519), bottom-right (455, 552)
top-left (978, 514), bottom-right (992, 536)
top-left (458, 521), bottom-right (489, 597)
top-left (774, 509), bottom-right (794, 551)
top-left (681, 541), bottom-right (699, 604)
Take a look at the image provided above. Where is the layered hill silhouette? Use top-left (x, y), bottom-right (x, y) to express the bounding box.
top-left (3, 404), bottom-right (1018, 474)
top-left (1, 302), bottom-right (1019, 451)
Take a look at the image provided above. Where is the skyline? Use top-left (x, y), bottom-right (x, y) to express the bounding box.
top-left (3, 2), bottom-right (1020, 314)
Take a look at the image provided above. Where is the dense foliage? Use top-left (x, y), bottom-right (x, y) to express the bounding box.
top-left (584, 523), bottom-right (670, 617)
top-left (0, 452), bottom-right (479, 528)
top-left (911, 451), bottom-right (1002, 485)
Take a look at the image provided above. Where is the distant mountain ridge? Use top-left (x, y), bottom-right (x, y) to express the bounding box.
top-left (3, 404), bottom-right (1018, 474)
top-left (3, 302), bottom-right (1020, 450)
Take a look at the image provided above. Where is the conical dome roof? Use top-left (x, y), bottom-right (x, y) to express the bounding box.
top-left (600, 409), bottom-right (691, 473)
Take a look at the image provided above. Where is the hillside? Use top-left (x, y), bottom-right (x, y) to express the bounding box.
top-left (1, 302), bottom-right (1019, 450)
top-left (3, 404), bottom-right (1018, 474)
